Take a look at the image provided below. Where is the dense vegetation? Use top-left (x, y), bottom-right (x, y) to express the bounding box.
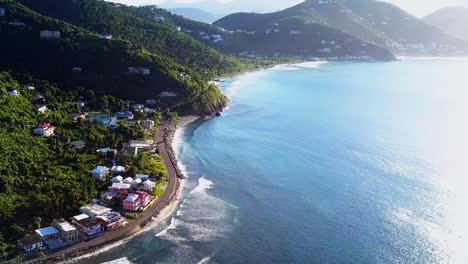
top-left (0, 72), bottom-right (169, 261)
top-left (215, 0), bottom-right (468, 55)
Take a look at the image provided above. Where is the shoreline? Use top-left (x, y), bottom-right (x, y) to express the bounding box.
top-left (26, 117), bottom-right (199, 264)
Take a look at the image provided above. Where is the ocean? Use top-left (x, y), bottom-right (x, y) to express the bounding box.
top-left (76, 58), bottom-right (468, 264)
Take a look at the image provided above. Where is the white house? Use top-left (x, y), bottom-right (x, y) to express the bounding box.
top-left (143, 120), bottom-right (155, 130)
top-left (92, 166), bottom-right (110, 181)
top-left (112, 175), bottom-right (123, 183)
top-left (123, 177), bottom-right (134, 185)
top-left (33, 123), bottom-right (55, 137)
top-left (143, 180), bottom-right (155, 191)
top-left (8, 90), bottom-right (19, 97)
top-left (33, 104), bottom-right (48, 114)
top-left (111, 166), bottom-right (126, 175)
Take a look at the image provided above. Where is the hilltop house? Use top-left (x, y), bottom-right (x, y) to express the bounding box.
top-left (53, 218), bottom-right (79, 242)
top-left (33, 123), bottom-right (55, 137)
top-left (92, 166), bottom-right (109, 181)
top-left (80, 203), bottom-right (112, 217)
top-left (8, 90), bottom-right (19, 97)
top-left (0, 8), bottom-right (5, 17)
top-left (33, 104), bottom-right (48, 114)
top-left (40, 30), bottom-right (61, 40)
top-left (35, 226), bottom-right (60, 241)
top-left (17, 235), bottom-right (43, 252)
top-left (143, 120), bottom-right (155, 130)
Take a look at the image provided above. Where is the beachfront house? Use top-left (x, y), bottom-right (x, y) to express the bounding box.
top-left (72, 217), bottom-right (103, 238)
top-left (143, 180), bottom-right (155, 192)
top-left (53, 218), bottom-right (79, 242)
top-left (35, 226), bottom-right (60, 241)
top-left (80, 203), bottom-right (112, 217)
top-left (17, 235), bottom-right (43, 252)
top-left (136, 191), bottom-right (150, 207)
top-left (115, 111), bottom-right (134, 120)
top-left (40, 30), bottom-right (61, 40)
top-left (123, 194), bottom-right (141, 211)
top-left (33, 104), bottom-right (48, 114)
top-left (95, 212), bottom-right (123, 231)
top-left (33, 123), bottom-right (55, 137)
top-left (92, 166), bottom-right (110, 181)
top-left (143, 120), bottom-right (155, 130)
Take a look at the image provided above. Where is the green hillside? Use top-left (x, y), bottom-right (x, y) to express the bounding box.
top-left (0, 0), bottom-right (226, 114)
top-left (215, 0), bottom-right (468, 56)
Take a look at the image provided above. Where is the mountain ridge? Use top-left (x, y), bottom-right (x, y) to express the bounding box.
top-left (423, 6), bottom-right (468, 42)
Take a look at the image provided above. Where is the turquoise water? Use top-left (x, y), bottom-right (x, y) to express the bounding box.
top-left (78, 58), bottom-right (468, 264)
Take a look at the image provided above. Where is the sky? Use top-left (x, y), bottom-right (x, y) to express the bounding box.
top-left (109, 0), bottom-right (468, 17)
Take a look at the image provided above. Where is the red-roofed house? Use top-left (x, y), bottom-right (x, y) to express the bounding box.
top-left (33, 123), bottom-right (55, 137)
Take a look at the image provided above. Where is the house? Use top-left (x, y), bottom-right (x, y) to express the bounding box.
top-left (109, 183), bottom-right (131, 195)
top-left (128, 67), bottom-right (150, 76)
top-left (97, 33), bottom-right (113, 40)
top-left (72, 67), bottom-right (82, 73)
top-left (123, 177), bottom-right (134, 185)
top-left (33, 104), bottom-right (48, 114)
top-left (92, 166), bottom-right (109, 181)
top-left (25, 85), bottom-right (35, 90)
top-left (115, 111), bottom-right (134, 120)
top-left (112, 175), bottom-right (123, 183)
top-left (40, 30), bottom-right (61, 40)
top-left (8, 90), bottom-right (19, 97)
top-left (18, 235), bottom-right (43, 252)
top-left (71, 217), bottom-right (103, 237)
top-left (35, 94), bottom-right (45, 101)
top-left (144, 107), bottom-right (157, 114)
top-left (71, 140), bottom-right (86, 149)
top-left (111, 166), bottom-right (126, 175)
top-left (0, 8), bottom-right (5, 17)
top-left (127, 140), bottom-right (155, 152)
top-left (95, 115), bottom-right (117, 126)
top-left (72, 214), bottom-right (89, 222)
top-left (154, 16), bottom-right (165, 22)
top-left (74, 101), bottom-right (85, 108)
top-left (33, 123), bottom-right (55, 137)
top-left (68, 113), bottom-right (86, 121)
top-left (80, 203), bottom-right (112, 217)
top-left (176, 26), bottom-right (181, 32)
top-left (53, 218), bottom-right (79, 242)
top-left (8, 20), bottom-right (26, 28)
top-left (142, 120), bottom-right (155, 130)
top-left (131, 178), bottom-right (142, 188)
top-left (97, 148), bottom-right (118, 156)
top-left (123, 194), bottom-right (141, 211)
top-left (135, 174), bottom-right (150, 181)
top-left (35, 226), bottom-right (60, 241)
top-left (132, 104), bottom-right (145, 112)
top-left (96, 212), bottom-right (123, 231)
top-left (143, 180), bottom-right (155, 191)
top-left (135, 191), bottom-right (150, 207)
top-left (125, 120), bottom-right (140, 127)
top-left (160, 92), bottom-right (178, 97)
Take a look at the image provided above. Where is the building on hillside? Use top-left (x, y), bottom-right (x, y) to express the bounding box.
top-left (127, 140), bottom-right (155, 152)
top-left (160, 92), bottom-right (178, 98)
top-left (97, 148), bottom-right (118, 156)
top-left (80, 203), bottom-right (112, 217)
top-left (154, 16), bottom-right (165, 22)
top-left (123, 194), bottom-right (141, 211)
top-left (71, 140), bottom-right (86, 149)
top-left (143, 180), bottom-right (155, 192)
top-left (95, 115), bottom-right (117, 126)
top-left (53, 218), bottom-right (79, 242)
top-left (128, 67), bottom-right (150, 76)
top-left (40, 30), bottom-right (61, 40)
top-left (71, 217), bottom-right (103, 237)
top-left (125, 120), bottom-right (140, 127)
top-left (33, 123), bottom-right (55, 137)
top-left (25, 85), bottom-right (35, 90)
top-left (35, 226), bottom-right (60, 241)
top-left (144, 107), bottom-right (157, 114)
top-left (132, 104), bottom-right (145, 112)
top-left (71, 67), bottom-right (82, 73)
top-left (146, 99), bottom-right (157, 105)
top-left (92, 166), bottom-right (110, 181)
top-left (97, 33), bottom-right (113, 40)
top-left (115, 111), bottom-right (134, 120)
top-left (95, 212), bottom-right (123, 231)
top-left (109, 183), bottom-right (131, 195)
top-left (17, 235), bottom-right (43, 252)
top-left (131, 178), bottom-right (142, 189)
top-left (8, 90), bottom-right (19, 97)
top-left (142, 120), bottom-right (155, 130)
top-left (33, 104), bottom-right (48, 114)
top-left (0, 8), bottom-right (5, 17)
top-left (111, 165), bottom-right (126, 175)
top-left (135, 174), bottom-right (150, 181)
top-left (68, 113), bottom-right (86, 121)
top-left (8, 20), bottom-right (26, 28)
top-left (123, 177), bottom-right (134, 185)
top-left (112, 175), bottom-right (123, 183)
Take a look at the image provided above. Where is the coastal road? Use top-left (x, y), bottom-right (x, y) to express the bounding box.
top-left (29, 123), bottom-right (180, 264)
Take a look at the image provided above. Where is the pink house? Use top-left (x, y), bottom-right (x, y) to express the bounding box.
top-left (123, 194), bottom-right (141, 211)
top-left (136, 191), bottom-right (150, 208)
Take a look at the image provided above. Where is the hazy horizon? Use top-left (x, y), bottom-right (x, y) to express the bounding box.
top-left (107, 0), bottom-right (468, 18)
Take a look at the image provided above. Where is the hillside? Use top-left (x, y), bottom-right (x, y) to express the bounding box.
top-left (215, 0), bottom-right (468, 56)
top-left (169, 8), bottom-right (223, 23)
top-left (423, 7), bottom-right (468, 42)
top-left (0, 0), bottom-right (226, 114)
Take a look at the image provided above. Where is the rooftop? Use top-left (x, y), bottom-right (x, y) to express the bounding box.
top-left (80, 203), bottom-right (112, 216)
top-left (18, 234), bottom-right (42, 246)
top-left (54, 219), bottom-right (76, 232)
top-left (35, 226), bottom-right (60, 237)
top-left (125, 194), bottom-right (140, 203)
top-left (111, 183), bottom-right (131, 190)
top-left (72, 214), bottom-right (89, 222)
